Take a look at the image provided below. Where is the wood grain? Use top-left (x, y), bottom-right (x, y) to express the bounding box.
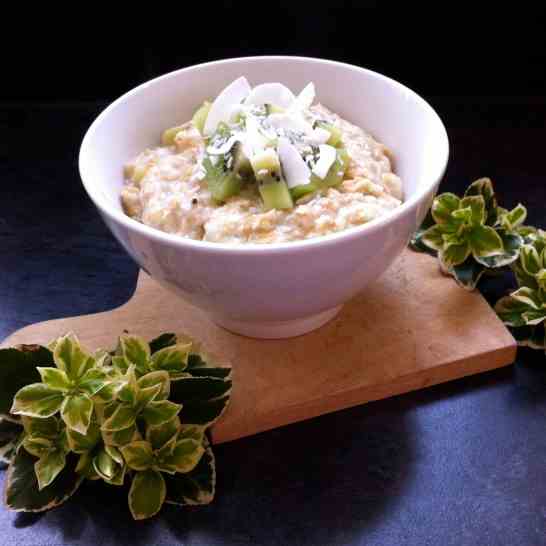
top-left (2, 250), bottom-right (516, 444)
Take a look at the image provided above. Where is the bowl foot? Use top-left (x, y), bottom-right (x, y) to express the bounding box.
top-left (210, 305), bottom-right (343, 339)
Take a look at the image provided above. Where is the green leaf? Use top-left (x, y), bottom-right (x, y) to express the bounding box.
top-left (0, 345), bottom-right (49, 415)
top-left (477, 229), bottom-right (522, 268)
top-left (138, 371), bottom-right (170, 401)
top-left (60, 394), bottom-right (93, 434)
top-left (421, 224), bottom-right (445, 251)
top-left (128, 469), bottom-right (166, 520)
top-left (21, 415), bottom-right (59, 439)
top-left (511, 287), bottom-right (543, 309)
top-left (66, 420), bottom-right (101, 453)
top-left (93, 349), bottom-right (111, 367)
top-left (154, 434), bottom-right (178, 472)
top-left (101, 404), bottom-right (136, 432)
top-left (23, 436), bottom-right (53, 458)
top-left (105, 464), bottom-right (126, 486)
top-left (165, 443), bottom-right (215, 506)
top-left (104, 444), bottom-right (124, 465)
top-left (150, 343), bottom-right (191, 375)
top-left (522, 309), bottom-right (546, 326)
top-left (178, 424), bottom-right (205, 443)
top-left (469, 225), bottom-right (504, 259)
top-left (517, 225), bottom-right (538, 242)
top-left (512, 259), bottom-right (539, 290)
top-left (500, 203), bottom-right (527, 230)
top-left (159, 438), bottom-right (204, 474)
top-left (5, 448), bottom-right (82, 511)
top-left (118, 365), bottom-right (139, 406)
top-left (93, 447), bottom-right (119, 481)
top-left (92, 369), bottom-right (121, 403)
top-left (101, 423), bottom-right (138, 448)
top-left (119, 335), bottom-right (151, 375)
top-left (464, 177), bottom-right (498, 225)
top-left (75, 452), bottom-right (99, 480)
top-left (440, 239), bottom-right (471, 268)
top-left (169, 376), bottom-right (232, 403)
top-left (77, 368), bottom-right (109, 397)
top-left (460, 195), bottom-right (486, 226)
top-left (111, 355), bottom-right (130, 375)
top-left (53, 333), bottom-right (94, 381)
top-left (495, 296), bottom-right (533, 327)
top-left (141, 400), bottom-right (182, 427)
top-left (178, 395), bottom-right (230, 427)
top-left (146, 417), bottom-right (181, 451)
top-left (451, 206), bottom-right (472, 223)
top-left (120, 440), bottom-right (154, 471)
top-left (37, 367), bottom-right (71, 391)
top-left (536, 269), bottom-right (546, 292)
top-left (149, 333), bottom-right (178, 354)
top-left (11, 384), bottom-right (64, 418)
top-left (520, 244), bottom-right (542, 276)
top-left (35, 449), bottom-right (67, 490)
top-left (431, 193), bottom-right (460, 224)
top-left (135, 384), bottom-right (163, 412)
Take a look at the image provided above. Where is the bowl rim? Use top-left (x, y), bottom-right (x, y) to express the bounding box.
top-left (79, 55), bottom-right (449, 255)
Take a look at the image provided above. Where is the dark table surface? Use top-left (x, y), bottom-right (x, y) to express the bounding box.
top-left (2, 98), bottom-right (546, 546)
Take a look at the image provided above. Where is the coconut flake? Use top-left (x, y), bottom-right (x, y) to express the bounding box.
top-left (277, 137), bottom-right (311, 189)
top-left (267, 112), bottom-right (314, 137)
top-left (204, 77), bottom-right (252, 136)
top-left (244, 83), bottom-right (295, 109)
top-left (292, 82), bottom-right (315, 111)
top-left (312, 144), bottom-right (337, 179)
top-left (242, 115), bottom-right (270, 159)
top-left (304, 127), bottom-right (331, 145)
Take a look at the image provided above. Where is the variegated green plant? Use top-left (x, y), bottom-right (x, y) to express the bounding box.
top-left (0, 333), bottom-right (231, 520)
top-left (410, 178), bottom-right (528, 290)
top-left (495, 229), bottom-right (546, 350)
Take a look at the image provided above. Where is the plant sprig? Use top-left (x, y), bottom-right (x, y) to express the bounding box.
top-left (0, 332), bottom-right (231, 520)
top-left (410, 176), bottom-right (545, 353)
top-left (411, 177), bottom-right (530, 290)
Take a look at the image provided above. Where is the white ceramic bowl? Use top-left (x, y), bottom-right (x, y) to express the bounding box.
top-left (79, 56), bottom-right (449, 339)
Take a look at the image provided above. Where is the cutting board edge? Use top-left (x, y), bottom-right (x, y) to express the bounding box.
top-left (211, 339), bottom-right (517, 444)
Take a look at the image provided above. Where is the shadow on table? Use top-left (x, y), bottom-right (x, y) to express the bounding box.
top-left (8, 402), bottom-right (414, 545)
top-left (161, 403), bottom-right (416, 545)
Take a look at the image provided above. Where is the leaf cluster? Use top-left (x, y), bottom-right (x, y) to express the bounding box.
top-left (0, 333), bottom-right (231, 520)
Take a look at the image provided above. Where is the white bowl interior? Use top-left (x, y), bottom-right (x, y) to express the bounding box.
top-left (80, 56), bottom-right (448, 232)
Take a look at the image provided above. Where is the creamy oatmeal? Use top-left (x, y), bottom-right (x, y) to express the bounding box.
top-left (121, 78), bottom-right (403, 244)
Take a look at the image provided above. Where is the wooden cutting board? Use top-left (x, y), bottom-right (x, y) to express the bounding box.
top-left (2, 250), bottom-right (516, 444)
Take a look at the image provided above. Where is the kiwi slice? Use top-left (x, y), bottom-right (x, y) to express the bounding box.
top-left (203, 155), bottom-right (242, 203)
top-left (290, 181), bottom-right (319, 201)
top-left (231, 142), bottom-right (255, 182)
top-left (316, 148), bottom-right (350, 188)
top-left (251, 149), bottom-right (293, 211)
top-left (192, 101), bottom-right (212, 135)
top-left (259, 181), bottom-right (294, 211)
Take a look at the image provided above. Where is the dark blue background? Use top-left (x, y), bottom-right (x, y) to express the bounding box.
top-left (2, 5), bottom-right (546, 545)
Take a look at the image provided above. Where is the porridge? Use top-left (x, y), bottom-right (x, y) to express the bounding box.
top-left (121, 77), bottom-right (403, 244)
